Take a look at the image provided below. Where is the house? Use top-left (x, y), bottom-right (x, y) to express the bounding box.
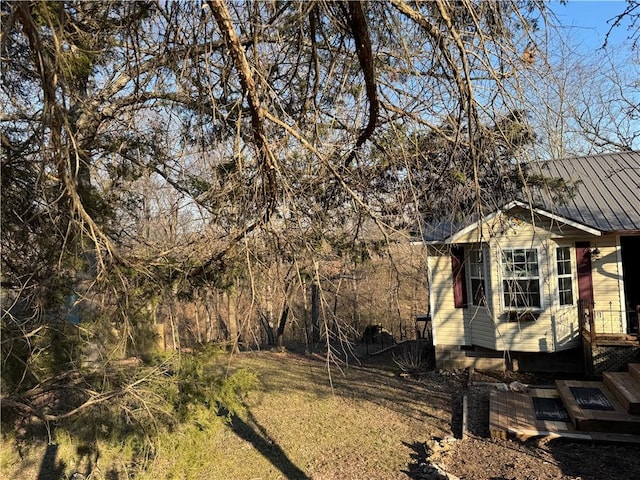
top-left (425, 151), bottom-right (640, 372)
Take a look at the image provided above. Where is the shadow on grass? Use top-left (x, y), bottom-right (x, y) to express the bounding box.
top-left (229, 409), bottom-right (310, 480)
top-left (401, 441), bottom-right (430, 479)
top-left (236, 347), bottom-right (456, 431)
top-left (36, 444), bottom-right (65, 480)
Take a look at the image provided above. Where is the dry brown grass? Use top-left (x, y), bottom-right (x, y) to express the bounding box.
top-left (2, 348), bottom-right (455, 480)
top-left (141, 350), bottom-right (453, 480)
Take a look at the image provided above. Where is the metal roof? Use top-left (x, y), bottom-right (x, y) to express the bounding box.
top-left (531, 151), bottom-right (640, 233)
top-left (423, 151), bottom-right (640, 242)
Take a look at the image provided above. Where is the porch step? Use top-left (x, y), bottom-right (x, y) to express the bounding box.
top-left (629, 363), bottom-right (640, 383)
top-left (603, 371), bottom-right (640, 415)
top-left (555, 380), bottom-right (640, 434)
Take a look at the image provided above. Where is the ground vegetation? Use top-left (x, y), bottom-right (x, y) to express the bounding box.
top-left (1, 1), bottom-right (638, 475)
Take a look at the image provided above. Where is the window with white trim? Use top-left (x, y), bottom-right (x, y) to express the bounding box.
top-left (468, 249), bottom-right (486, 306)
top-left (556, 247), bottom-right (574, 306)
top-left (502, 248), bottom-right (541, 309)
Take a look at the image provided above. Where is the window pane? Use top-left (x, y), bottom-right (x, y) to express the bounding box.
top-left (558, 277), bottom-right (573, 306)
top-left (470, 248), bottom-right (485, 306)
top-left (469, 263), bottom-right (481, 277)
top-left (557, 248), bottom-right (569, 262)
top-left (504, 251), bottom-right (513, 263)
top-left (502, 248), bottom-right (541, 309)
top-left (469, 250), bottom-right (482, 263)
top-left (556, 247), bottom-right (573, 306)
top-left (559, 290), bottom-right (573, 306)
top-left (503, 279), bottom-right (541, 308)
top-left (472, 279), bottom-right (485, 305)
top-left (558, 261), bottom-right (569, 275)
top-left (527, 280), bottom-right (541, 307)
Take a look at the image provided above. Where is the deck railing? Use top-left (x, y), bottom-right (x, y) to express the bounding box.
top-left (580, 301), bottom-right (639, 345)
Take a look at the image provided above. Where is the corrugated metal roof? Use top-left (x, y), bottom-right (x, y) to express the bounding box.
top-left (423, 151), bottom-right (640, 242)
top-left (531, 151), bottom-right (640, 232)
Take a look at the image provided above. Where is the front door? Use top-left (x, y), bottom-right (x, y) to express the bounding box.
top-left (575, 241), bottom-right (594, 309)
top-left (621, 236), bottom-right (640, 334)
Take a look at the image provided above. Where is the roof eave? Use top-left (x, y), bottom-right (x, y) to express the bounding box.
top-left (441, 200), bottom-right (602, 244)
top-left (602, 229), bottom-right (640, 236)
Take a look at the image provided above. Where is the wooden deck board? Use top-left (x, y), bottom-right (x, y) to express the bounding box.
top-left (513, 392), bottom-right (524, 429)
top-left (489, 390), bottom-right (506, 439)
top-left (556, 380), bottom-right (640, 434)
top-left (603, 371), bottom-right (640, 414)
top-left (489, 384), bottom-right (640, 443)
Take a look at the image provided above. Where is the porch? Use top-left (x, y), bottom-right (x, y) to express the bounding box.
top-left (579, 304), bottom-right (640, 374)
top-left (580, 303), bottom-right (639, 346)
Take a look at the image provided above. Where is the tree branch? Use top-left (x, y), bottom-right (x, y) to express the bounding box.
top-left (343, 1), bottom-right (379, 165)
top-left (207, 0), bottom-right (279, 221)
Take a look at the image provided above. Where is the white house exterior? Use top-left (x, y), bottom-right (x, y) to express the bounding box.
top-left (425, 152), bottom-right (640, 370)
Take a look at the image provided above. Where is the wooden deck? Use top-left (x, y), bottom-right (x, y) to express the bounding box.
top-left (582, 330), bottom-right (639, 347)
top-left (489, 385), bottom-right (640, 443)
top-left (490, 387), bottom-right (577, 441)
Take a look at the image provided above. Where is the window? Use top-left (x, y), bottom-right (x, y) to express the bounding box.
top-left (502, 248), bottom-right (541, 309)
top-left (556, 247), bottom-right (574, 306)
top-left (468, 249), bottom-right (486, 306)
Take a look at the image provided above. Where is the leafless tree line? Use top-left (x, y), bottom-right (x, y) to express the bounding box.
top-left (1, 0), bottom-right (637, 425)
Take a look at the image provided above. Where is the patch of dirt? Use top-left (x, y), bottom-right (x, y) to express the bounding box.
top-left (470, 368), bottom-right (566, 386)
top-left (418, 368), bottom-right (640, 480)
top-left (353, 351), bottom-right (640, 480)
top-left (433, 436), bottom-right (640, 480)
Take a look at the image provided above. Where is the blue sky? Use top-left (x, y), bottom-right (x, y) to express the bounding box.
top-left (549, 0), bottom-right (635, 50)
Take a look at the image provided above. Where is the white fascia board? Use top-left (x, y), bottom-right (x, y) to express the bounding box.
top-left (444, 203), bottom-right (514, 244)
top-left (443, 200), bottom-right (601, 244)
top-left (511, 200), bottom-right (603, 237)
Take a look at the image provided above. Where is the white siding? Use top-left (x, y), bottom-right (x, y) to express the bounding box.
top-left (484, 215), bottom-right (556, 352)
top-left (428, 245), bottom-right (497, 349)
top-left (428, 251), bottom-right (470, 346)
top-left (429, 206), bottom-right (621, 353)
top-left (589, 238), bottom-right (624, 334)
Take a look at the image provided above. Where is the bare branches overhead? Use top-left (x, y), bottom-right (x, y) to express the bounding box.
top-left (2, 0), bottom-right (559, 293)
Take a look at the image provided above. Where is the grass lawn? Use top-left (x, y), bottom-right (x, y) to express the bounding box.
top-left (2, 347), bottom-right (456, 479)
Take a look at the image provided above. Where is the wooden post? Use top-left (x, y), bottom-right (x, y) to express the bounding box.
top-left (588, 308), bottom-right (596, 345)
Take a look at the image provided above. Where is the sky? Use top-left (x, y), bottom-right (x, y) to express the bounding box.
top-left (549, 0), bottom-right (636, 50)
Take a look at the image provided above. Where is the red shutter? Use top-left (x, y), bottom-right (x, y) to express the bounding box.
top-left (452, 246), bottom-right (468, 308)
top-left (576, 241), bottom-right (594, 309)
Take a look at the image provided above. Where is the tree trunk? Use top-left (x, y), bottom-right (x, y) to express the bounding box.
top-left (194, 302), bottom-right (202, 345)
top-left (226, 287), bottom-right (239, 353)
top-left (259, 312), bottom-right (275, 345)
top-left (275, 304), bottom-right (289, 349)
top-left (311, 283), bottom-right (320, 343)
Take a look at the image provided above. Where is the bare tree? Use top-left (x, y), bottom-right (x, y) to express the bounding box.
top-left (3, 0), bottom-right (561, 432)
top-left (523, 17), bottom-right (639, 157)
top-left (606, 0), bottom-right (640, 49)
